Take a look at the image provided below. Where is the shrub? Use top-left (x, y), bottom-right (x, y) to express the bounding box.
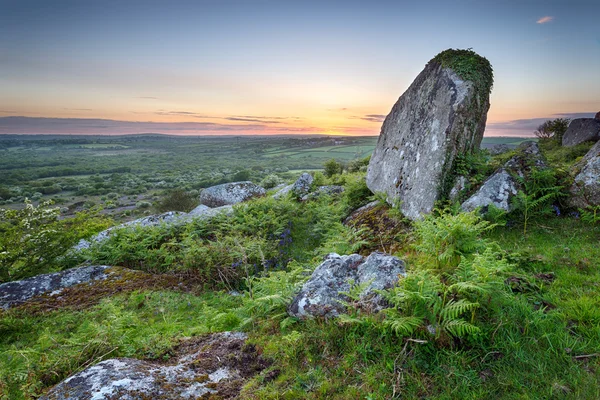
top-left (324, 159), bottom-right (344, 178)
top-left (0, 201), bottom-right (112, 282)
top-left (342, 175), bottom-right (372, 213)
top-left (260, 174), bottom-right (283, 189)
top-left (156, 189), bottom-right (198, 213)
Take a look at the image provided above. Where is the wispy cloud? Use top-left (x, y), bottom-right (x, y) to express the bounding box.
top-left (360, 114), bottom-right (386, 123)
top-left (137, 96), bottom-right (158, 100)
top-left (64, 108), bottom-right (93, 111)
top-left (537, 16), bottom-right (554, 24)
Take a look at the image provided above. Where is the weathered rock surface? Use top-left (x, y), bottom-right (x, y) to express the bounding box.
top-left (41, 331), bottom-right (269, 400)
top-left (562, 118), bottom-right (600, 147)
top-left (74, 206), bottom-right (234, 251)
top-left (595, 111), bottom-right (600, 121)
top-left (0, 265), bottom-right (110, 309)
top-left (200, 181), bottom-right (266, 207)
top-left (272, 173), bottom-right (314, 199)
top-left (366, 49), bottom-right (492, 220)
top-left (569, 141), bottom-right (600, 208)
top-left (288, 252), bottom-right (406, 319)
top-left (461, 169), bottom-right (517, 212)
top-left (462, 141), bottom-right (545, 212)
top-left (488, 144), bottom-right (511, 155)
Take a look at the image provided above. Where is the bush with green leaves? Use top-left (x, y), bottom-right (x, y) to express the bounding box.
top-left (323, 158), bottom-right (344, 178)
top-left (341, 174), bottom-right (373, 213)
top-left (413, 209), bottom-right (496, 270)
top-left (155, 188), bottom-right (198, 213)
top-left (0, 201), bottom-right (112, 283)
top-left (260, 173), bottom-right (283, 189)
top-left (510, 167), bottom-right (566, 235)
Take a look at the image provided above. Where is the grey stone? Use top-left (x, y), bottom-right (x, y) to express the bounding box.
top-left (461, 169), bottom-right (517, 212)
top-left (300, 185), bottom-right (345, 201)
top-left (366, 52), bottom-right (491, 220)
top-left (569, 141), bottom-right (600, 208)
top-left (449, 176), bottom-right (468, 201)
top-left (595, 111), bottom-right (600, 121)
top-left (288, 252), bottom-right (406, 319)
top-left (0, 265), bottom-right (110, 309)
top-left (200, 181), bottom-right (265, 207)
top-left (562, 119), bottom-right (600, 147)
top-left (41, 331), bottom-right (262, 400)
top-left (461, 141), bottom-right (546, 212)
top-left (74, 212), bottom-right (185, 251)
top-left (272, 173), bottom-right (314, 199)
top-left (488, 144), bottom-right (511, 155)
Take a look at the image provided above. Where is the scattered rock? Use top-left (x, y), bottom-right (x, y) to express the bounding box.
top-left (300, 185), bottom-right (344, 201)
top-left (366, 49), bottom-right (492, 220)
top-left (0, 265), bottom-right (110, 309)
top-left (41, 331), bottom-right (270, 400)
top-left (74, 212), bottom-right (185, 251)
top-left (461, 169), bottom-right (517, 212)
top-left (488, 144), bottom-right (511, 155)
top-left (449, 175), bottom-right (468, 201)
top-left (272, 173), bottom-right (314, 199)
top-left (186, 204), bottom-right (234, 219)
top-left (288, 252), bottom-right (406, 319)
top-left (562, 118), bottom-right (600, 147)
top-left (0, 266), bottom-right (191, 312)
top-left (461, 141), bottom-right (546, 212)
top-left (200, 181), bottom-right (266, 208)
top-left (569, 141), bottom-right (600, 208)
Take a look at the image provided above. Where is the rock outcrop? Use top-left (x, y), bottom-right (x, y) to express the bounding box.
top-left (569, 141), bottom-right (600, 208)
top-left (288, 252), bottom-right (406, 319)
top-left (272, 173), bottom-right (314, 199)
top-left (488, 144), bottom-right (511, 155)
top-left (74, 206), bottom-right (234, 251)
top-left (41, 331), bottom-right (269, 400)
top-left (595, 111), bottom-right (600, 121)
top-left (562, 118), bottom-right (600, 147)
top-left (300, 185), bottom-right (345, 201)
top-left (366, 49), bottom-right (493, 220)
top-left (462, 141), bottom-right (545, 212)
top-left (0, 265), bottom-right (111, 309)
top-left (200, 181), bottom-right (266, 207)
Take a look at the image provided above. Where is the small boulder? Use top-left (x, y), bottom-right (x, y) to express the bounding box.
top-left (300, 185), bottom-right (344, 201)
top-left (569, 141), bottom-right (600, 208)
top-left (41, 331), bottom-right (269, 400)
top-left (595, 111), bottom-right (600, 121)
top-left (488, 144), bottom-right (511, 156)
top-left (0, 265), bottom-right (110, 309)
top-left (461, 141), bottom-right (545, 212)
top-left (272, 173), bottom-right (314, 199)
top-left (288, 252), bottom-right (406, 319)
top-left (562, 118), bottom-right (600, 147)
top-left (74, 211), bottom-right (185, 251)
top-left (200, 181), bottom-right (266, 207)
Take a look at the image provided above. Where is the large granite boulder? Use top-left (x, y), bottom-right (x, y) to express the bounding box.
top-left (200, 181), bottom-right (265, 207)
top-left (366, 49), bottom-right (493, 220)
top-left (569, 141), bottom-right (600, 208)
top-left (0, 265), bottom-right (110, 309)
top-left (462, 141), bottom-right (546, 212)
top-left (562, 118), bottom-right (600, 147)
top-left (288, 252), bottom-right (406, 319)
top-left (41, 331), bottom-right (269, 400)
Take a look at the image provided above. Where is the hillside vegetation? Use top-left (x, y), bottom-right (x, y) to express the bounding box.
top-left (1, 137), bottom-right (599, 399)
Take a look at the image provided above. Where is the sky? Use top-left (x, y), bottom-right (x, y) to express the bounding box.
top-left (0, 0), bottom-right (599, 136)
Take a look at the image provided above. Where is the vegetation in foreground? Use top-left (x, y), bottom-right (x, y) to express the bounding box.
top-left (1, 136), bottom-right (599, 399)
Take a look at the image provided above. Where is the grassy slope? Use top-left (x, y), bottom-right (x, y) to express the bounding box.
top-left (1, 139), bottom-right (599, 399)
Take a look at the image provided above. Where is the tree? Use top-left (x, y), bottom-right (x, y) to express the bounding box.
top-left (534, 118), bottom-right (570, 143)
top-left (324, 159), bottom-right (344, 178)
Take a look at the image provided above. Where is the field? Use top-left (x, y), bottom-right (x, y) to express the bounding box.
top-left (0, 134), bottom-right (530, 219)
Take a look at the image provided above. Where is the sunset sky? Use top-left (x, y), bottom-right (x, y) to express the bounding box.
top-left (1, 0), bottom-right (599, 136)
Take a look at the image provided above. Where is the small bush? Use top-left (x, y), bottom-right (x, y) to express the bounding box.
top-left (156, 189), bottom-right (198, 213)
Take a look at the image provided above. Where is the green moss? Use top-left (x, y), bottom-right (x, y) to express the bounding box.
top-left (431, 48), bottom-right (494, 96)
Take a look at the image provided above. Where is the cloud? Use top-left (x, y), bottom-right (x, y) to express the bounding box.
top-left (485, 112), bottom-right (596, 137)
top-left (328, 108), bottom-right (348, 112)
top-left (537, 16), bottom-right (554, 24)
top-left (137, 96), bottom-right (158, 100)
top-left (64, 108), bottom-right (93, 111)
top-left (360, 114), bottom-right (386, 123)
